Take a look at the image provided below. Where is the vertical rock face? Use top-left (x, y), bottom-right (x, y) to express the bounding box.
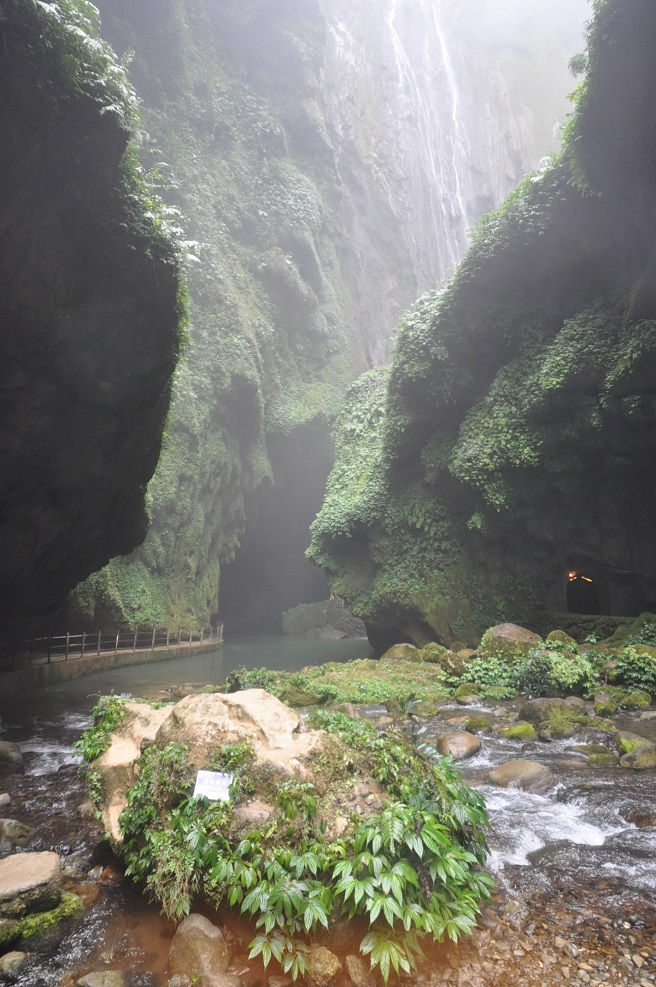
top-left (73, 0), bottom-right (585, 632)
top-left (0, 1), bottom-right (184, 643)
top-left (308, 0), bottom-right (656, 651)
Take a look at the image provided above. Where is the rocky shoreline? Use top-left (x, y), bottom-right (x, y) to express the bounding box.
top-left (0, 708), bottom-right (653, 986)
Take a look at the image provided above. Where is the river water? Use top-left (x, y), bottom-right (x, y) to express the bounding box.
top-left (1, 635), bottom-right (655, 985)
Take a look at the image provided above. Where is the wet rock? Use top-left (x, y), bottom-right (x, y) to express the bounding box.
top-left (0, 795), bottom-right (11, 809)
top-left (617, 731), bottom-right (653, 755)
top-left (464, 715), bottom-right (495, 734)
top-left (435, 732), bottom-right (481, 761)
top-left (503, 898), bottom-right (530, 931)
top-left (480, 624), bottom-right (543, 658)
top-left (620, 746), bottom-right (656, 769)
top-left (0, 820), bottom-right (34, 847)
top-left (0, 745), bottom-right (23, 776)
top-left (0, 852), bottom-right (61, 918)
top-left (518, 698), bottom-right (572, 727)
top-left (453, 683), bottom-right (481, 705)
top-left (0, 950), bottom-right (26, 979)
top-left (307, 946), bottom-right (341, 987)
top-left (379, 643), bottom-right (422, 663)
top-left (499, 721), bottom-right (537, 740)
top-left (77, 974), bottom-right (126, 987)
top-left (622, 807), bottom-right (656, 827)
top-left (267, 978), bottom-right (292, 987)
top-left (168, 914), bottom-right (231, 984)
top-left (344, 955), bottom-right (375, 987)
top-left (488, 759), bottom-right (554, 792)
top-left (0, 918), bottom-right (19, 950)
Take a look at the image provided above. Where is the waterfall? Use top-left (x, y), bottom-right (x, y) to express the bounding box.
top-left (321, 0), bottom-right (588, 298)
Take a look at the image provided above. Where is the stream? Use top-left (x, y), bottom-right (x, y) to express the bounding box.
top-left (1, 636), bottom-right (655, 985)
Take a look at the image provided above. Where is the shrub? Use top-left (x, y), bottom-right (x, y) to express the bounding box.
top-left (612, 647), bottom-right (656, 692)
top-left (515, 648), bottom-right (596, 697)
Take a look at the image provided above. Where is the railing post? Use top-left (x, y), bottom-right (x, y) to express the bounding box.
top-left (133, 628), bottom-right (138, 653)
top-left (178, 627), bottom-right (182, 646)
top-left (81, 631), bottom-right (86, 658)
top-left (65, 632), bottom-right (70, 661)
top-left (200, 627), bottom-right (204, 644)
top-left (97, 629), bottom-right (101, 656)
top-left (189, 628), bottom-right (192, 646)
top-left (115, 628), bottom-right (119, 654)
top-left (166, 628), bottom-right (170, 649)
top-left (151, 627), bottom-right (156, 650)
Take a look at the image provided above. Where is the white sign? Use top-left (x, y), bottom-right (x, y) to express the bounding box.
top-left (193, 770), bottom-right (233, 801)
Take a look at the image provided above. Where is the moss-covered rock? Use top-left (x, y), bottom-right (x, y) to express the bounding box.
top-left (499, 721), bottom-right (537, 741)
top-left (464, 715), bottom-right (495, 734)
top-left (617, 731), bottom-right (653, 756)
top-left (15, 892), bottom-right (84, 948)
top-left (622, 689), bottom-right (652, 709)
top-left (380, 643), bottom-right (423, 663)
top-left (546, 630), bottom-right (579, 653)
top-left (619, 747), bottom-right (656, 770)
top-left (594, 693), bottom-right (618, 717)
top-left (421, 643), bottom-right (465, 676)
top-left (480, 624), bottom-right (543, 658)
top-left (587, 753), bottom-right (620, 767)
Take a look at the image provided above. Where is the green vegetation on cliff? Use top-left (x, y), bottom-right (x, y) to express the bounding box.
top-left (69, 0), bottom-right (430, 630)
top-left (309, 0), bottom-right (656, 650)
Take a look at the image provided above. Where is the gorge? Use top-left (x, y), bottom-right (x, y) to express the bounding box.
top-left (5, 0), bottom-right (587, 642)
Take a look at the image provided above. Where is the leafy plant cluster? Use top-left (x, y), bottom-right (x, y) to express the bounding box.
top-left (75, 695), bottom-right (128, 763)
top-left (113, 714), bottom-right (492, 982)
top-left (459, 640), bottom-right (655, 701)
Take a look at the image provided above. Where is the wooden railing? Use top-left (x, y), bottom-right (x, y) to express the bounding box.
top-left (3, 623), bottom-right (224, 670)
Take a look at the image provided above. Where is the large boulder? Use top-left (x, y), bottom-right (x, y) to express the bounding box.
top-left (488, 760), bottom-right (554, 793)
top-left (168, 914), bottom-right (231, 987)
top-left (480, 624), bottom-right (543, 658)
top-left (379, 643), bottom-right (422, 663)
top-left (96, 691), bottom-right (335, 842)
top-left (435, 732), bottom-right (481, 761)
top-left (0, 852), bottom-right (61, 918)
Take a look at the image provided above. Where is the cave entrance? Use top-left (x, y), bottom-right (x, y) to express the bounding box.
top-left (566, 570), bottom-right (600, 614)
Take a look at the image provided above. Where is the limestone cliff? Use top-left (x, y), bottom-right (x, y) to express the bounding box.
top-left (73, 0), bottom-right (585, 631)
top-left (0, 0), bottom-right (184, 642)
top-left (308, 0), bottom-right (656, 651)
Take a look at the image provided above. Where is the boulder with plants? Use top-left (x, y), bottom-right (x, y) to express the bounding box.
top-left (79, 692), bottom-right (493, 982)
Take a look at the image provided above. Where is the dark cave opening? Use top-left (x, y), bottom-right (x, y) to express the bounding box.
top-left (566, 570), bottom-right (601, 615)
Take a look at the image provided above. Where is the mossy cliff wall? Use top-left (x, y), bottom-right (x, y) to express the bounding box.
top-left (72, 0), bottom-right (585, 631)
top-left (0, 0), bottom-right (184, 642)
top-left (308, 0), bottom-right (656, 652)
